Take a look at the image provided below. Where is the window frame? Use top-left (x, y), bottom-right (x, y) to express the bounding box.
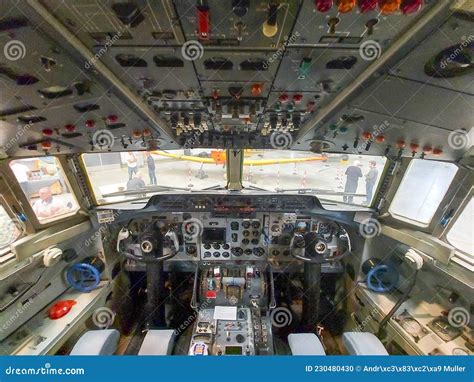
top-left (6, 156), bottom-right (85, 229)
top-left (0, 195), bottom-right (24, 255)
top-left (381, 158), bottom-right (465, 234)
top-left (441, 190), bottom-right (474, 270)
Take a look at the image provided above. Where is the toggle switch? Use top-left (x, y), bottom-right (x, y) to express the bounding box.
top-left (298, 58), bottom-right (312, 79)
top-left (197, 1), bottom-right (210, 40)
top-left (262, 1), bottom-right (279, 38)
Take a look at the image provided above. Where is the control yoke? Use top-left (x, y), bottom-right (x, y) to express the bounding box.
top-left (117, 226), bottom-right (178, 263)
top-left (289, 228), bottom-right (351, 264)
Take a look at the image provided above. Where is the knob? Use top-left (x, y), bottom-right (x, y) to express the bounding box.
top-left (222, 251), bottom-right (230, 258)
top-left (187, 245), bottom-right (197, 256)
top-left (242, 221), bottom-right (250, 229)
top-left (232, 0), bottom-right (249, 17)
top-left (253, 247), bottom-right (265, 257)
top-left (251, 239), bottom-right (259, 245)
top-left (232, 247), bottom-right (243, 257)
top-left (242, 238), bottom-right (250, 245)
top-left (244, 249), bottom-right (253, 256)
top-left (213, 243), bottom-right (221, 250)
top-left (203, 251), bottom-right (211, 258)
top-left (252, 230), bottom-right (260, 237)
top-left (222, 243), bottom-right (230, 250)
top-left (242, 230), bottom-right (250, 237)
top-left (252, 221), bottom-right (260, 229)
top-left (213, 252), bottom-right (221, 258)
top-left (204, 243), bottom-right (211, 250)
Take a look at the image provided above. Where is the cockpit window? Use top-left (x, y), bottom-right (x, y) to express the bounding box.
top-left (0, 202), bottom-right (22, 252)
top-left (82, 150), bottom-right (227, 204)
top-left (389, 159), bottom-right (458, 227)
top-left (9, 157), bottom-right (79, 224)
top-left (446, 197), bottom-right (473, 270)
top-left (242, 151), bottom-right (386, 206)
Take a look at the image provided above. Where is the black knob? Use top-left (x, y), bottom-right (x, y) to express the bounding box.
top-left (242, 221), bottom-right (250, 229)
top-left (222, 251), bottom-right (230, 258)
top-left (203, 251), bottom-right (212, 258)
top-left (236, 333), bottom-right (246, 343)
top-left (232, 0), bottom-right (249, 17)
top-left (222, 243), bottom-right (230, 250)
top-left (204, 243), bottom-right (211, 250)
top-left (253, 247), bottom-right (265, 257)
top-left (242, 230), bottom-right (250, 237)
top-left (251, 239), bottom-right (259, 245)
top-left (244, 248), bottom-right (253, 256)
top-left (252, 221), bottom-right (260, 229)
top-left (213, 252), bottom-right (221, 258)
top-left (232, 247), bottom-right (243, 257)
top-left (213, 243), bottom-right (221, 250)
top-left (242, 238), bottom-right (250, 245)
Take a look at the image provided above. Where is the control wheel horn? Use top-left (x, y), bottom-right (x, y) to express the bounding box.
top-left (117, 226), bottom-right (178, 263)
top-left (289, 229), bottom-right (351, 264)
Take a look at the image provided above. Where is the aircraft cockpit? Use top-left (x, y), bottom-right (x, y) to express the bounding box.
top-left (0, 0), bottom-right (472, 363)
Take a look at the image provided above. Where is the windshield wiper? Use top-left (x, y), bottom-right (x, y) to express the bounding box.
top-left (275, 188), bottom-right (366, 197)
top-left (102, 185), bottom-right (191, 198)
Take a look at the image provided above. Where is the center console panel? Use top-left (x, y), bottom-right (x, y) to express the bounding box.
top-left (188, 263), bottom-right (274, 356)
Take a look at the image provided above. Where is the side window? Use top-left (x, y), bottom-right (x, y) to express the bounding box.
top-left (0, 202), bottom-right (22, 253)
top-left (446, 197), bottom-right (473, 270)
top-left (389, 160), bottom-right (458, 227)
top-left (9, 157), bottom-right (79, 224)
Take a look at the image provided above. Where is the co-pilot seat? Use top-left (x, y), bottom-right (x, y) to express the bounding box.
top-left (288, 332), bottom-right (388, 355)
top-left (70, 329), bottom-right (176, 355)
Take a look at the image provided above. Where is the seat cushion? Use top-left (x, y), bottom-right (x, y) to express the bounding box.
top-left (138, 329), bottom-right (176, 355)
top-left (288, 333), bottom-right (326, 355)
top-left (70, 329), bottom-right (120, 355)
top-left (342, 332), bottom-right (388, 355)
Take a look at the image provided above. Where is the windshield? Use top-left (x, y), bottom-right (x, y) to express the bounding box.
top-left (82, 149), bottom-right (227, 204)
top-left (242, 151), bottom-right (386, 206)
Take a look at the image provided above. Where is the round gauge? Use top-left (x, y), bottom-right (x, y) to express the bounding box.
top-left (452, 348), bottom-right (469, 356)
top-left (401, 318), bottom-right (422, 335)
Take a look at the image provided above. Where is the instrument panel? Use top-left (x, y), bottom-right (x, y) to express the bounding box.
top-left (125, 210), bottom-right (346, 264)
